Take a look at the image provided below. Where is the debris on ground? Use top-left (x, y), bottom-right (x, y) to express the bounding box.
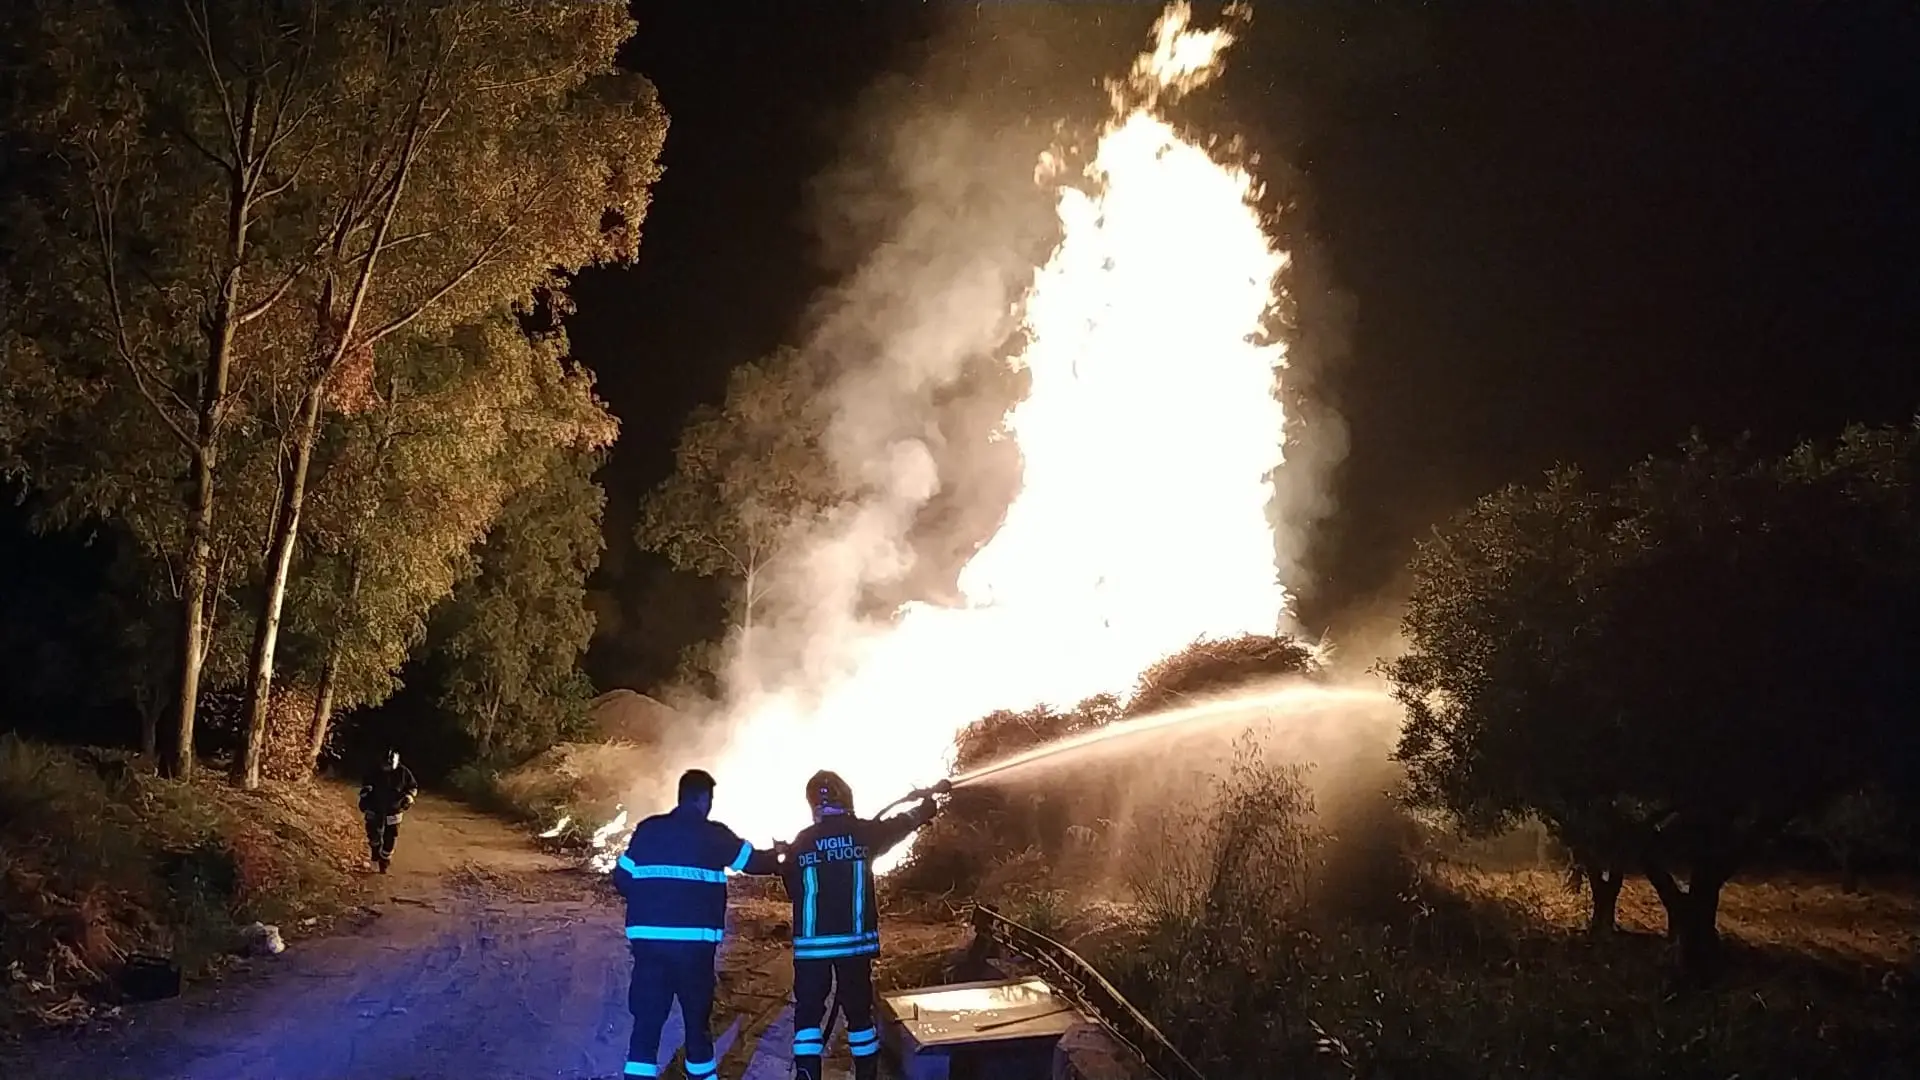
top-left (238, 924), bottom-right (284, 958)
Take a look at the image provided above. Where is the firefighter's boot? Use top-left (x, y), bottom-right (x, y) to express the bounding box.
top-left (853, 1055), bottom-right (880, 1080)
top-left (794, 1056), bottom-right (823, 1080)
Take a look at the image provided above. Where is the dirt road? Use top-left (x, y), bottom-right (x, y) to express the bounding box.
top-left (0, 794), bottom-right (855, 1080)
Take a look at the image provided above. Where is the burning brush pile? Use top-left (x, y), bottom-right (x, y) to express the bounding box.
top-left (888, 631), bottom-right (1336, 905)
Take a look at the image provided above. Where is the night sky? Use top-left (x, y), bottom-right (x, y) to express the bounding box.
top-left (571, 2), bottom-right (1920, 687)
top-left (4, 4), bottom-right (1914, 702)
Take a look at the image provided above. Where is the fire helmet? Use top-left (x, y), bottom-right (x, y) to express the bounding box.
top-left (806, 770), bottom-right (854, 814)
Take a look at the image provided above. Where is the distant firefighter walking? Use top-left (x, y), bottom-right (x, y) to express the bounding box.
top-left (358, 748), bottom-right (418, 873)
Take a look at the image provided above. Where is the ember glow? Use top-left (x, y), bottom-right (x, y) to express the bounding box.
top-left (596, 2), bottom-right (1290, 871)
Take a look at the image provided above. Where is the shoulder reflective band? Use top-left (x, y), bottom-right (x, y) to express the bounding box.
top-left (626, 925), bottom-right (724, 942)
top-left (728, 839), bottom-right (753, 872)
top-left (616, 855), bottom-right (727, 883)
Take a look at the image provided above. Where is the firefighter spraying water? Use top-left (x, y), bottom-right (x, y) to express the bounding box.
top-left (764, 772), bottom-right (949, 1080)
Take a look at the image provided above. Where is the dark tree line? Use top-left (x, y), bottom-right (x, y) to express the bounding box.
top-left (1385, 422), bottom-right (1920, 977)
top-left (0, 0), bottom-right (666, 780)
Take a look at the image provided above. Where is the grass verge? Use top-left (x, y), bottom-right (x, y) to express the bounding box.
top-left (446, 742), bottom-right (644, 844)
top-left (0, 734), bottom-right (366, 1031)
top-left (891, 740), bottom-right (1918, 1078)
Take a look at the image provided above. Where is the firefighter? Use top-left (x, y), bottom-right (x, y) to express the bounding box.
top-left (771, 770), bottom-right (944, 1080)
top-left (613, 768), bottom-right (779, 1080)
top-left (357, 747), bottom-right (418, 873)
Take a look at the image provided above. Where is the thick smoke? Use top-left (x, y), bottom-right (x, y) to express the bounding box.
top-left (714, 31), bottom-right (1072, 707)
top-left (629, 5), bottom-right (1363, 828)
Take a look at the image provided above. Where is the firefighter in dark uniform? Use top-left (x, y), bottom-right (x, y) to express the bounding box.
top-left (358, 748), bottom-right (418, 873)
top-left (612, 768), bottom-right (780, 1079)
top-left (772, 770), bottom-right (944, 1080)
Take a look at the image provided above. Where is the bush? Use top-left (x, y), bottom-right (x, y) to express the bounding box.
top-left (1083, 743), bottom-right (1920, 1079)
top-left (1127, 633), bottom-right (1319, 717)
top-left (445, 741), bottom-right (643, 835)
top-left (0, 734), bottom-right (366, 1030)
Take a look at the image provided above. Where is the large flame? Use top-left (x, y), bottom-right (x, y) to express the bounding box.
top-left (596, 3), bottom-right (1287, 869)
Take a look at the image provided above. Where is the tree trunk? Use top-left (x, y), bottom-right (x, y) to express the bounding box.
top-left (138, 692), bottom-right (161, 762)
top-left (170, 402), bottom-right (222, 780)
top-left (1644, 861), bottom-right (1727, 982)
top-left (236, 386), bottom-right (325, 788)
top-left (168, 88), bottom-right (260, 779)
top-left (304, 554), bottom-right (362, 778)
top-left (1586, 863), bottom-right (1624, 936)
top-left (740, 563), bottom-right (756, 676)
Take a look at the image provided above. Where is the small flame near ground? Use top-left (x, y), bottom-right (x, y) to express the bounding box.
top-left (588, 808), bottom-right (629, 873)
top-left (576, 1), bottom-right (1291, 872)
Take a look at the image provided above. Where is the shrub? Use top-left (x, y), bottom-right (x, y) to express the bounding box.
top-left (1084, 739), bottom-right (1920, 1079)
top-left (1127, 633), bottom-right (1319, 718)
top-left (0, 734), bottom-right (365, 1030)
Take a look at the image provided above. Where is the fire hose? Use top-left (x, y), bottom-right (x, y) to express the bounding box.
top-left (870, 777), bottom-right (955, 822)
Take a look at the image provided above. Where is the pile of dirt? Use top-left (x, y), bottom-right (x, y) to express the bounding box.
top-left (0, 736), bottom-right (367, 1031)
top-left (486, 740), bottom-right (660, 828)
top-left (586, 689), bottom-right (683, 746)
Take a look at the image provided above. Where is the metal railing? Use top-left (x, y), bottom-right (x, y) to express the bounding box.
top-left (969, 903), bottom-right (1205, 1080)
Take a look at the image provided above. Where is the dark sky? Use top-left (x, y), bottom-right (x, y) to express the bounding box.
top-left (571, 2), bottom-right (1920, 685)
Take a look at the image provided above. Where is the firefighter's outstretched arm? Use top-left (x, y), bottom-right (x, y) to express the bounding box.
top-left (739, 843), bottom-right (784, 876)
top-left (717, 824), bottom-right (784, 876)
top-left (871, 794), bottom-right (943, 856)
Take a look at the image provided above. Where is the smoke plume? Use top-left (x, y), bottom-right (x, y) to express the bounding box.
top-left (631, 5), bottom-right (1362, 841)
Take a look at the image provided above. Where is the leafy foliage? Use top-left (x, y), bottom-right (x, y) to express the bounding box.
top-left (1384, 423), bottom-right (1920, 973)
top-left (1129, 632), bottom-right (1321, 716)
top-left (425, 447), bottom-right (607, 762)
top-left (289, 317), bottom-right (615, 728)
top-left (637, 347), bottom-right (841, 660)
top-left (0, 1), bottom-right (661, 782)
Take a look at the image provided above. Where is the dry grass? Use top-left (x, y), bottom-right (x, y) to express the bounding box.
top-left (892, 737), bottom-right (1920, 1078)
top-left (1441, 864), bottom-right (1920, 970)
top-left (0, 735), bottom-right (368, 1031)
top-left (446, 740), bottom-right (650, 833)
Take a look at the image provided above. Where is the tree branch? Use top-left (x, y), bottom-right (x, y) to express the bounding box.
top-left (182, 0), bottom-right (241, 160)
top-left (357, 213), bottom-right (520, 347)
top-left (236, 263), bottom-right (305, 325)
top-left (91, 175), bottom-right (197, 450)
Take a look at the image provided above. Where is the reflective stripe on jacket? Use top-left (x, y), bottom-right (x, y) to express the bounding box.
top-left (776, 803), bottom-right (934, 959)
top-left (614, 806), bottom-right (759, 944)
